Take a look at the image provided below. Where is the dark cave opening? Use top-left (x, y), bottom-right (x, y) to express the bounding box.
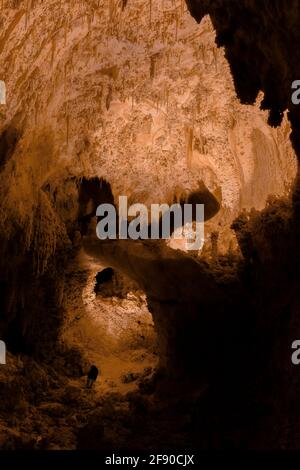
top-left (94, 267), bottom-right (115, 294)
top-left (4, 318), bottom-right (31, 355)
top-left (77, 177), bottom-right (114, 236)
top-left (95, 267), bottom-right (115, 285)
top-left (0, 125), bottom-right (20, 170)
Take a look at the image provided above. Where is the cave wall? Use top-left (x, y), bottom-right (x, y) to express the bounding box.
top-left (185, 0), bottom-right (300, 149)
top-left (0, 0), bottom-right (300, 448)
top-left (184, 0), bottom-right (300, 448)
top-left (0, 0), bottom-right (299, 394)
top-left (0, 0), bottom-right (297, 354)
top-left (0, 1), bottom-right (296, 216)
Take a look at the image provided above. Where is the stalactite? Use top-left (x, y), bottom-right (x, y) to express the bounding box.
top-left (66, 113), bottom-right (69, 146)
top-left (25, 0), bottom-right (31, 29)
top-left (199, 133), bottom-right (204, 153)
top-left (87, 13), bottom-right (92, 32)
top-left (51, 38), bottom-right (56, 67)
top-left (213, 48), bottom-right (218, 72)
top-left (64, 62), bottom-right (68, 100)
top-left (34, 100), bottom-right (38, 126)
top-left (181, 0), bottom-right (184, 16)
top-left (196, 93), bottom-right (201, 114)
top-left (106, 85), bottom-right (112, 110)
top-left (150, 56), bottom-right (155, 79)
top-left (32, 191), bottom-right (68, 276)
top-left (109, 0), bottom-right (114, 25)
top-left (185, 125), bottom-right (193, 168)
top-left (64, 19), bottom-right (68, 46)
top-left (166, 89), bottom-right (169, 113)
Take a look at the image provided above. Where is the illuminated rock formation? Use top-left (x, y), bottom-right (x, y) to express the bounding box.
top-left (0, 1), bottom-right (296, 256)
top-left (1, 0), bottom-right (300, 450)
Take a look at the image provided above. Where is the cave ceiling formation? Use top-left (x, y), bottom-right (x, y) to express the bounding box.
top-left (186, 0), bottom-right (300, 154)
top-left (0, 0), bottom-right (296, 250)
top-left (0, 0), bottom-right (298, 380)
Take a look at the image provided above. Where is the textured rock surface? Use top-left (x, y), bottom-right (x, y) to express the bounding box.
top-left (186, 0), bottom-right (300, 153)
top-left (0, 0), bottom-right (296, 233)
top-left (0, 2), bottom-right (296, 351)
top-left (182, 0), bottom-right (300, 449)
top-left (1, 0), bottom-right (300, 451)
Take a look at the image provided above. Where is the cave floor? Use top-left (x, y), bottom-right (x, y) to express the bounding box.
top-left (61, 249), bottom-right (158, 395)
top-left (0, 249), bottom-right (162, 450)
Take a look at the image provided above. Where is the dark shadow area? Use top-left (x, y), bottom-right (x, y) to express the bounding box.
top-left (78, 177), bottom-right (114, 235)
top-left (186, 0), bottom-right (300, 157)
top-left (94, 267), bottom-right (115, 294)
top-left (0, 125), bottom-right (20, 170)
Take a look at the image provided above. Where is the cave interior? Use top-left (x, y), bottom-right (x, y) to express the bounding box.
top-left (0, 0), bottom-right (300, 452)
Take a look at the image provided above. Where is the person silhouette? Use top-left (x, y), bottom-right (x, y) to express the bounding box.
top-left (86, 365), bottom-right (99, 389)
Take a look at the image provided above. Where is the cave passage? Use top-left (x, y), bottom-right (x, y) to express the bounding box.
top-left (94, 267), bottom-right (115, 294)
top-left (61, 247), bottom-right (158, 395)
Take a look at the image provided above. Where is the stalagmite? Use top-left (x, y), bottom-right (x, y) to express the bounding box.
top-left (175, 11), bottom-right (178, 41)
